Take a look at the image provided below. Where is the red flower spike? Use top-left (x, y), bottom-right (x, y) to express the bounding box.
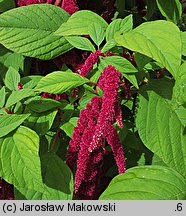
top-left (17, 0), bottom-right (78, 15)
top-left (67, 96), bottom-right (103, 196)
top-left (66, 109), bottom-right (90, 171)
top-left (106, 123), bottom-right (126, 173)
top-left (88, 65), bottom-right (121, 152)
top-left (79, 50), bottom-right (103, 77)
top-left (61, 0), bottom-right (78, 14)
top-left (114, 100), bottom-right (123, 128)
top-left (67, 66), bottom-right (125, 199)
top-left (17, 0), bottom-right (45, 6)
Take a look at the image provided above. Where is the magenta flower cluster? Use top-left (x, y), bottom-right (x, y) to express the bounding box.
top-left (79, 50), bottom-right (103, 77)
top-left (41, 92), bottom-right (68, 101)
top-left (17, 0), bottom-right (78, 14)
top-left (67, 65), bottom-right (126, 199)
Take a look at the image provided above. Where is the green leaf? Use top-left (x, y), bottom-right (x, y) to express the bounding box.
top-left (136, 79), bottom-right (186, 177)
top-left (4, 66), bottom-right (20, 91)
top-left (0, 137), bottom-right (4, 176)
top-left (5, 89), bottom-right (35, 108)
top-left (17, 133), bottom-right (73, 199)
top-left (0, 4), bottom-right (72, 60)
top-left (146, 0), bottom-right (157, 20)
top-left (55, 10), bottom-right (108, 36)
top-left (0, 114), bottom-right (30, 138)
top-left (65, 36), bottom-right (96, 52)
top-left (114, 20), bottom-right (181, 78)
top-left (101, 40), bottom-right (117, 53)
top-left (181, 32), bottom-right (186, 56)
top-left (1, 126), bottom-right (45, 193)
top-left (134, 53), bottom-right (152, 71)
top-left (156, 0), bottom-right (182, 23)
top-left (60, 104), bottom-right (74, 125)
top-left (88, 23), bottom-right (105, 47)
top-left (35, 71), bottom-right (89, 94)
top-left (175, 106), bottom-right (186, 126)
top-left (21, 76), bottom-right (43, 89)
top-left (60, 117), bottom-right (78, 138)
top-left (0, 45), bottom-right (24, 82)
top-left (25, 96), bottom-right (66, 113)
top-left (173, 62), bottom-right (186, 105)
top-left (106, 15), bottom-right (133, 42)
top-left (0, 86), bottom-right (5, 108)
top-left (78, 94), bottom-right (96, 110)
top-left (145, 62), bottom-right (164, 71)
top-left (41, 152), bottom-right (73, 199)
top-left (14, 186), bottom-right (73, 200)
top-left (24, 110), bottom-right (57, 136)
top-left (100, 56), bottom-right (139, 88)
top-left (0, 126), bottom-right (73, 199)
top-left (151, 154), bottom-right (167, 166)
top-left (99, 165), bottom-right (186, 200)
top-left (101, 56), bottom-right (138, 73)
top-left (0, 0), bottom-right (15, 12)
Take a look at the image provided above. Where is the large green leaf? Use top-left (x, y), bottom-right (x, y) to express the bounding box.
top-left (0, 45), bottom-right (24, 82)
top-left (13, 152), bottom-right (74, 200)
top-left (114, 20), bottom-right (181, 78)
top-left (173, 62), bottom-right (186, 106)
top-left (88, 22), bottom-right (105, 47)
top-left (1, 126), bottom-right (44, 192)
top-left (21, 76), bottom-right (43, 89)
top-left (60, 117), bottom-right (78, 138)
top-left (156, 0), bottom-right (182, 23)
top-left (35, 71), bottom-right (89, 94)
top-left (5, 89), bottom-right (35, 108)
top-left (0, 114), bottom-right (30, 137)
top-left (25, 96), bottom-right (65, 113)
top-left (0, 4), bottom-right (72, 60)
top-left (41, 152), bottom-right (74, 199)
top-left (101, 56), bottom-right (138, 73)
top-left (0, 126), bottom-right (73, 200)
top-left (55, 10), bottom-right (108, 36)
top-left (65, 36), bottom-right (96, 52)
top-left (182, 32), bottom-right (186, 56)
top-left (0, 137), bottom-right (3, 176)
top-left (4, 66), bottom-right (20, 91)
top-left (175, 106), bottom-right (186, 126)
top-left (15, 187), bottom-right (72, 200)
top-left (24, 110), bottom-right (57, 136)
top-left (99, 165), bottom-right (186, 200)
top-left (106, 15), bottom-right (133, 42)
top-left (136, 78), bottom-right (186, 177)
top-left (146, 0), bottom-right (157, 20)
top-left (0, 86), bottom-right (5, 108)
top-left (0, 0), bottom-right (15, 12)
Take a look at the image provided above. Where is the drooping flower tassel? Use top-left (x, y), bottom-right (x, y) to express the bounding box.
top-left (67, 65), bottom-right (126, 199)
top-left (79, 50), bottom-right (103, 77)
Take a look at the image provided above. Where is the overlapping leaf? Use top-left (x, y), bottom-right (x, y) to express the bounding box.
top-left (0, 4), bottom-right (72, 60)
top-left (156, 0), bottom-right (182, 23)
top-left (136, 78), bottom-right (186, 177)
top-left (5, 89), bottom-right (35, 108)
top-left (0, 126), bottom-right (73, 199)
top-left (0, 114), bottom-right (30, 137)
top-left (35, 71), bottom-right (89, 94)
top-left (114, 20), bottom-right (181, 78)
top-left (99, 166), bottom-right (186, 200)
top-left (55, 10), bottom-right (108, 36)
